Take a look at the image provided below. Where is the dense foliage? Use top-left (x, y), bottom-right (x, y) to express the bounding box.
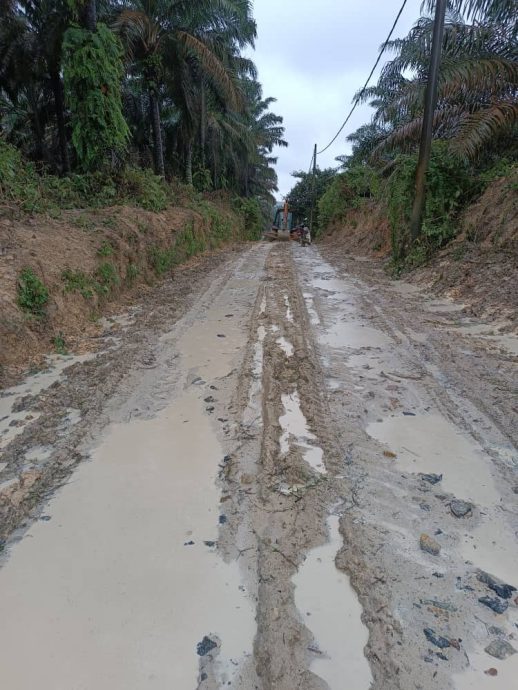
top-left (288, 0), bottom-right (517, 265)
top-left (63, 24), bottom-right (129, 169)
top-left (0, 0), bottom-right (286, 204)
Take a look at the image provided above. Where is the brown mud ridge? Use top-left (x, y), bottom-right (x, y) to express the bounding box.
top-left (0, 242), bottom-right (517, 689)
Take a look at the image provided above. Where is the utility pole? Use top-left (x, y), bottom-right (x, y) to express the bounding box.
top-left (409, 0), bottom-right (447, 242)
top-left (309, 144), bottom-right (317, 234)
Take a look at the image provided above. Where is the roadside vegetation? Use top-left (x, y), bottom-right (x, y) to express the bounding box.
top-left (0, 0), bottom-right (286, 213)
top-left (287, 0), bottom-right (517, 271)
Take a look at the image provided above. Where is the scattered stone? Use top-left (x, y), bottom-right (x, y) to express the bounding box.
top-left (217, 334), bottom-right (226, 338)
top-left (204, 396), bottom-right (215, 404)
top-left (40, 515), bottom-right (52, 522)
top-left (485, 668), bottom-right (498, 677)
top-left (223, 455), bottom-right (231, 463)
top-left (184, 540), bottom-right (195, 546)
top-left (12, 395), bottom-right (34, 413)
top-left (420, 473), bottom-right (443, 485)
top-left (420, 534), bottom-right (441, 556)
top-left (479, 596), bottom-right (508, 614)
top-left (424, 628), bottom-right (451, 649)
top-left (424, 655), bottom-right (434, 663)
top-left (488, 626), bottom-right (505, 636)
top-left (197, 636), bottom-right (218, 656)
top-left (485, 639), bottom-right (517, 660)
top-left (204, 541), bottom-right (216, 548)
top-left (218, 514), bottom-right (227, 525)
top-left (420, 503), bottom-right (431, 512)
top-left (403, 411), bottom-right (416, 416)
top-left (478, 571), bottom-right (517, 600)
top-left (436, 652), bottom-right (449, 661)
top-left (421, 598), bottom-right (458, 613)
top-left (450, 500), bottom-right (473, 518)
top-left (432, 572), bottom-right (445, 579)
top-left (206, 406), bottom-right (215, 413)
top-left (513, 486), bottom-right (518, 495)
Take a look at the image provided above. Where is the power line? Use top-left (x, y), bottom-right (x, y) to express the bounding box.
top-left (316, 0), bottom-right (409, 156)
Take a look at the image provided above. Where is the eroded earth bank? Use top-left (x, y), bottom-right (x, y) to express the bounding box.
top-left (0, 242), bottom-right (517, 690)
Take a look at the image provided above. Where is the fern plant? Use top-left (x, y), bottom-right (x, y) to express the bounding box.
top-left (62, 23), bottom-right (130, 170)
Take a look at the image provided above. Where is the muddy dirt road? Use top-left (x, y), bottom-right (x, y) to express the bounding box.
top-left (0, 242), bottom-right (517, 690)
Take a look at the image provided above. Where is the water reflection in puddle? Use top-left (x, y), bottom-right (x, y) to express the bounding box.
top-left (284, 295), bottom-right (294, 322)
top-left (293, 515), bottom-right (372, 690)
top-left (303, 293), bottom-right (320, 326)
top-left (279, 392), bottom-right (325, 474)
top-left (322, 322), bottom-right (392, 350)
top-left (276, 337), bottom-right (294, 358)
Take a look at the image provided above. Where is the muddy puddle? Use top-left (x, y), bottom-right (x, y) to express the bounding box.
top-left (367, 413), bottom-right (499, 506)
top-left (303, 292), bottom-right (321, 325)
top-left (445, 322), bottom-right (518, 356)
top-left (0, 389), bottom-right (256, 689)
top-left (276, 336), bottom-right (294, 357)
top-left (284, 294), bottom-right (294, 322)
top-left (453, 647), bottom-right (518, 689)
top-left (0, 352), bottom-right (96, 450)
top-left (322, 321), bottom-right (392, 350)
top-left (279, 391), bottom-right (325, 474)
top-left (293, 515), bottom-right (372, 690)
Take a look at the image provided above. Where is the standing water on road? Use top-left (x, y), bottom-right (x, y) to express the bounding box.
top-left (0, 390), bottom-right (256, 689)
top-left (294, 515), bottom-right (373, 690)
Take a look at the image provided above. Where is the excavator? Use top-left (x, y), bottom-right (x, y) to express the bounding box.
top-left (264, 201), bottom-right (311, 245)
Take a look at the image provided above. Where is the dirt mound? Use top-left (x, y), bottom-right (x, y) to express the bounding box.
top-left (320, 200), bottom-right (391, 257)
top-left (0, 202), bottom-right (244, 387)
top-left (320, 176), bottom-right (518, 323)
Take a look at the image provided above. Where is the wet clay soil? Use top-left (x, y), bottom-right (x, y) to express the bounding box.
top-left (0, 242), bottom-right (517, 690)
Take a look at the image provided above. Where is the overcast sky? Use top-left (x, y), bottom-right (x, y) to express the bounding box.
top-left (250, 0), bottom-right (425, 198)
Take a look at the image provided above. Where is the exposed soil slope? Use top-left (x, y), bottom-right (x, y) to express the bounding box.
top-left (0, 200), bottom-right (245, 386)
top-left (321, 176), bottom-right (518, 324)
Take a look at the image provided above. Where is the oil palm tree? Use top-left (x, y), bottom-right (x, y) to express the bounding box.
top-left (355, 4), bottom-right (517, 162)
top-left (114, 0), bottom-right (250, 177)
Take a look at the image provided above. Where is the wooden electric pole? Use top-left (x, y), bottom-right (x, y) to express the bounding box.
top-left (409, 0), bottom-right (447, 242)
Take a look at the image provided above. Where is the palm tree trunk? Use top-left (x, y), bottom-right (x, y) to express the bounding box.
top-left (50, 69), bottom-right (70, 174)
top-left (200, 82), bottom-right (206, 169)
top-left (82, 0), bottom-right (97, 31)
top-left (149, 90), bottom-right (165, 177)
top-left (186, 139), bottom-right (193, 186)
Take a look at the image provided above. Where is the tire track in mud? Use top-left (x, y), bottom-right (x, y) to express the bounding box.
top-left (292, 245), bottom-right (518, 690)
top-left (225, 244), bottom-right (372, 689)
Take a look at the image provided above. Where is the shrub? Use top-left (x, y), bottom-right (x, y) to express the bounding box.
top-left (62, 269), bottom-right (95, 299)
top-left (96, 262), bottom-right (120, 293)
top-left (233, 197), bottom-right (265, 240)
top-left (387, 142), bottom-right (472, 262)
top-left (17, 268), bottom-right (49, 316)
top-left (318, 165), bottom-right (381, 232)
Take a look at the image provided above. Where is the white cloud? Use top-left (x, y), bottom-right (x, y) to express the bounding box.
top-left (250, 0), bottom-right (425, 196)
